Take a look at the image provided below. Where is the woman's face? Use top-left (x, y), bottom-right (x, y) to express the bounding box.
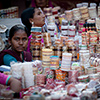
top-left (33, 8), bottom-right (45, 27)
top-left (9, 29), bottom-right (28, 53)
top-left (35, 0), bottom-right (47, 8)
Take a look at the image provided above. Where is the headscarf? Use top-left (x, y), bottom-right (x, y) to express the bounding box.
top-left (0, 50), bottom-right (32, 66)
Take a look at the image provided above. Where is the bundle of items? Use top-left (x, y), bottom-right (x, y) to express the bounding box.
top-left (0, 6), bottom-right (19, 18)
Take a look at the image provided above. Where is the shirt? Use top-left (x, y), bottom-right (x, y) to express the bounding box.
top-left (0, 72), bottom-right (11, 85)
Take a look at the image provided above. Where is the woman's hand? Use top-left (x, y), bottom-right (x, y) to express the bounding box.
top-left (8, 77), bottom-right (22, 92)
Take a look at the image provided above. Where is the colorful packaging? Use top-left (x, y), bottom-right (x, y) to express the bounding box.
top-left (55, 69), bottom-right (67, 81)
top-left (50, 56), bottom-right (59, 70)
top-left (61, 52), bottom-right (72, 71)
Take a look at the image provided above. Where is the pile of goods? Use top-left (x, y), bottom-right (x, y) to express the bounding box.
top-left (2, 2), bottom-right (100, 100)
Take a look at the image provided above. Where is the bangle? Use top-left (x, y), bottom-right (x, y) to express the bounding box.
top-left (6, 75), bottom-right (11, 85)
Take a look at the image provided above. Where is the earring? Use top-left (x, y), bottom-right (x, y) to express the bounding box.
top-left (31, 22), bottom-right (34, 26)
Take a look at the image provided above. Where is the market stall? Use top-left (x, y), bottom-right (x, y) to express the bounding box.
top-left (1, 2), bottom-right (100, 100)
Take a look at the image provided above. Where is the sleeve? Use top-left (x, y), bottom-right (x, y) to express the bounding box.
top-left (3, 54), bottom-right (17, 66)
top-left (0, 72), bottom-right (11, 85)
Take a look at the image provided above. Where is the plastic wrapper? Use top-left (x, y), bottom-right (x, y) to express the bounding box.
top-left (45, 78), bottom-right (56, 89)
top-left (88, 80), bottom-right (99, 89)
top-left (64, 10), bottom-right (73, 21)
top-left (75, 83), bottom-right (87, 93)
top-left (80, 89), bottom-right (97, 100)
top-left (10, 62), bottom-right (22, 80)
top-left (54, 79), bottom-right (65, 87)
top-left (36, 74), bottom-right (46, 85)
top-left (0, 89), bottom-right (14, 99)
top-left (22, 62), bottom-right (34, 88)
top-left (61, 53), bottom-right (72, 71)
top-left (55, 69), bottom-right (67, 81)
top-left (68, 70), bottom-right (79, 83)
top-left (66, 83), bottom-right (78, 95)
top-left (60, 95), bottom-right (72, 100)
top-left (32, 60), bottom-right (43, 74)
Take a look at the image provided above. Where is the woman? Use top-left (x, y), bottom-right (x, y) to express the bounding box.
top-left (0, 24), bottom-right (32, 66)
top-left (21, 7), bottom-right (45, 36)
top-left (0, 72), bottom-right (21, 92)
top-left (21, 7), bottom-right (45, 52)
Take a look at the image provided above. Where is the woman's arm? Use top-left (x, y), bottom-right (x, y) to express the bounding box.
top-left (7, 77), bottom-right (22, 92)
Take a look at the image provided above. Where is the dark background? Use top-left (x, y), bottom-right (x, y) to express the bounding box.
top-left (0, 0), bottom-right (100, 17)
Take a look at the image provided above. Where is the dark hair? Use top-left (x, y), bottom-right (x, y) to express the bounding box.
top-left (9, 24), bottom-right (28, 40)
top-left (21, 7), bottom-right (35, 36)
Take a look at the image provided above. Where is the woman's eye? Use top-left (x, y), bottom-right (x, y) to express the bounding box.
top-left (23, 38), bottom-right (27, 41)
top-left (15, 38), bottom-right (19, 41)
top-left (38, 12), bottom-right (41, 15)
